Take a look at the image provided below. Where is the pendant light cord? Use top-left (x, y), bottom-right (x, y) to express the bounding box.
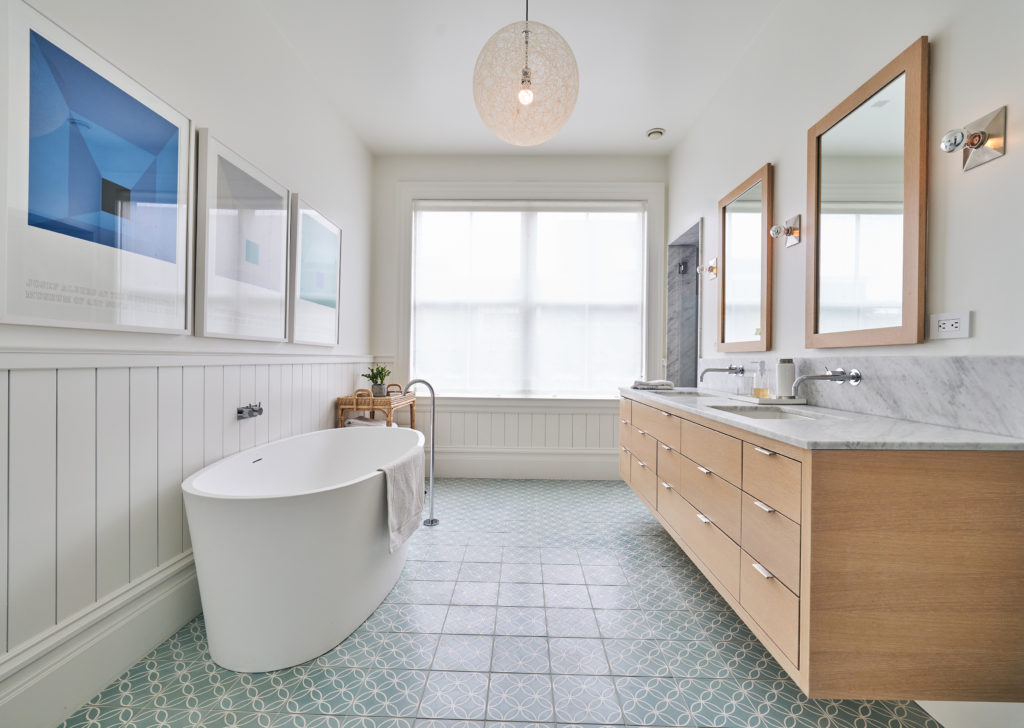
top-left (523, 0), bottom-right (530, 71)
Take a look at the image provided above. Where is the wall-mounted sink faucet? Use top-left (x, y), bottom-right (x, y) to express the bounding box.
top-left (237, 402), bottom-right (264, 420)
top-left (698, 364), bottom-right (744, 383)
top-left (792, 367), bottom-right (862, 398)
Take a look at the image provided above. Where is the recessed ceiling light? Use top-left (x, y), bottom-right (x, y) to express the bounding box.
top-left (646, 128), bottom-right (665, 140)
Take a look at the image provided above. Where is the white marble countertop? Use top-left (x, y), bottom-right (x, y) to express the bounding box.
top-left (621, 387), bottom-right (1024, 451)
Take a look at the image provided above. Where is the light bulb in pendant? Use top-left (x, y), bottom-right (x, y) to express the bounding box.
top-left (518, 66), bottom-right (533, 105)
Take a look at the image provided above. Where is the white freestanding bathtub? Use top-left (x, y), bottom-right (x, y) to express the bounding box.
top-left (182, 426), bottom-right (424, 672)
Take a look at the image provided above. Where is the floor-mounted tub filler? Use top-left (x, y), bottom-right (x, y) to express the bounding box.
top-left (182, 426), bottom-right (424, 672)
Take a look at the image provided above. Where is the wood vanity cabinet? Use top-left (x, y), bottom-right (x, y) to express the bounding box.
top-left (619, 392), bottom-right (1024, 702)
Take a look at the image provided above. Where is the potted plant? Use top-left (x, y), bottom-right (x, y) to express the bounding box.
top-left (362, 364), bottom-right (391, 397)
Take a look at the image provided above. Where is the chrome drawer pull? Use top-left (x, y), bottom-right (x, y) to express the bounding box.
top-left (637, 429), bottom-right (647, 435)
top-left (696, 513), bottom-right (711, 524)
top-left (661, 481), bottom-right (672, 489)
top-left (637, 461), bottom-right (647, 469)
top-left (621, 446), bottom-right (628, 452)
top-left (753, 500), bottom-right (775, 513)
top-left (660, 444), bottom-right (671, 451)
top-left (752, 563), bottom-right (775, 579)
top-left (753, 446), bottom-right (776, 456)
top-left (661, 411), bottom-right (671, 417)
top-left (696, 465), bottom-right (711, 475)
top-left (620, 418), bottom-right (628, 424)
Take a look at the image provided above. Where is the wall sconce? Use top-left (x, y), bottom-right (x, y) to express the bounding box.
top-left (769, 214), bottom-right (801, 247)
top-left (940, 106), bottom-right (1006, 171)
top-left (698, 257), bottom-right (718, 280)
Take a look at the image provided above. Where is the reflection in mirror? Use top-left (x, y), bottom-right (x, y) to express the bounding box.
top-left (718, 163), bottom-right (772, 352)
top-left (723, 182), bottom-right (763, 342)
top-left (818, 74), bottom-right (905, 334)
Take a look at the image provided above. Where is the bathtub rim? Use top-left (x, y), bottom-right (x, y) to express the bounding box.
top-left (182, 426), bottom-right (425, 501)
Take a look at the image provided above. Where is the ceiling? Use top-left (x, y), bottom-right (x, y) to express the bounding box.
top-left (259, 0), bottom-right (783, 156)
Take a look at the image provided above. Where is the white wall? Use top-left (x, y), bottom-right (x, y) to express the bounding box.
top-left (0, 1), bottom-right (376, 724)
top-left (1, 0), bottom-right (375, 356)
top-left (669, 0), bottom-right (1024, 359)
top-left (667, 1), bottom-right (1023, 725)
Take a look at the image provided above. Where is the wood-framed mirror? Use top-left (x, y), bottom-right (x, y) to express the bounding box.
top-left (718, 163), bottom-right (773, 352)
top-left (806, 36), bottom-right (928, 348)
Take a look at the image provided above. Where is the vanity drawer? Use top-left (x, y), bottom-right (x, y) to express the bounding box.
top-left (659, 485), bottom-right (740, 598)
top-left (619, 446), bottom-right (631, 483)
top-left (619, 398), bottom-right (632, 423)
top-left (657, 443), bottom-right (683, 488)
top-left (630, 425), bottom-right (659, 467)
top-left (677, 453), bottom-right (742, 542)
top-left (740, 549), bottom-right (799, 666)
top-left (742, 443), bottom-right (801, 522)
top-left (630, 455), bottom-right (657, 507)
top-left (679, 419), bottom-right (742, 485)
top-left (632, 401), bottom-right (681, 450)
top-left (741, 493), bottom-right (800, 594)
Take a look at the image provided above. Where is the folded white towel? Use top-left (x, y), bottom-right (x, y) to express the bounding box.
top-left (632, 379), bottom-right (675, 390)
top-left (379, 447), bottom-right (426, 553)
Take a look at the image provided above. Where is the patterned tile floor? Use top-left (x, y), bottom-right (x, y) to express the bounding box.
top-left (59, 478), bottom-right (943, 728)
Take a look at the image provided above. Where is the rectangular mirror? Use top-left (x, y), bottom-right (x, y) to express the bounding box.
top-left (806, 37), bottom-right (928, 347)
top-left (718, 164), bottom-right (773, 352)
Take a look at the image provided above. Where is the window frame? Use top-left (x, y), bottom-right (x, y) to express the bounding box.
top-left (395, 182), bottom-right (666, 401)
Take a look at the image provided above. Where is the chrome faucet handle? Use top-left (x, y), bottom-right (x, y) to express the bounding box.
top-left (848, 368), bottom-right (862, 386)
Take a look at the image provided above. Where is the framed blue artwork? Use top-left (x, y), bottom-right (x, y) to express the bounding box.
top-left (289, 195), bottom-right (341, 346)
top-left (3, 1), bottom-right (192, 333)
top-left (195, 129), bottom-right (289, 341)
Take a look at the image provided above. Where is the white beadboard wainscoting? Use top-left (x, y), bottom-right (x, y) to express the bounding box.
top-left (0, 358), bottom-right (368, 728)
top-left (407, 397), bottom-right (621, 479)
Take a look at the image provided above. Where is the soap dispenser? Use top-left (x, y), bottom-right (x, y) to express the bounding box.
top-left (776, 358), bottom-right (796, 399)
top-left (752, 361), bottom-right (769, 399)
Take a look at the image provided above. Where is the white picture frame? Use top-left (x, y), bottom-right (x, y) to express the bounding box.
top-left (3, 1), bottom-right (193, 334)
top-left (289, 195), bottom-right (341, 346)
top-left (195, 128), bottom-right (289, 342)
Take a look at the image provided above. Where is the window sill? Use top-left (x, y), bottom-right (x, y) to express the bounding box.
top-left (411, 394), bottom-right (619, 412)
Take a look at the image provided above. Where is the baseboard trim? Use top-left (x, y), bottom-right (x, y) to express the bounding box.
top-left (433, 447), bottom-right (618, 480)
top-left (0, 553), bottom-right (201, 728)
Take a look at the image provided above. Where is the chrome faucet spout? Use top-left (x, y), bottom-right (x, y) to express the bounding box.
top-left (698, 364), bottom-right (745, 383)
top-left (791, 367), bottom-right (862, 398)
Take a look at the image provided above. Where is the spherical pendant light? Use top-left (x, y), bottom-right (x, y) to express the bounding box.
top-left (473, 18), bottom-right (579, 146)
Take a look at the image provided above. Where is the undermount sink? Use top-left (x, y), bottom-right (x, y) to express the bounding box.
top-left (707, 405), bottom-right (818, 421)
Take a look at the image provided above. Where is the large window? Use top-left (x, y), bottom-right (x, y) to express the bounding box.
top-left (411, 201), bottom-right (645, 397)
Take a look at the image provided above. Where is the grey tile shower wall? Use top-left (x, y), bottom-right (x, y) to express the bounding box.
top-left (666, 244), bottom-right (699, 388)
top-left (697, 355), bottom-right (1024, 439)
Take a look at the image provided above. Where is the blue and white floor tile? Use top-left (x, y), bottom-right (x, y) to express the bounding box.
top-left (59, 478), bottom-right (943, 728)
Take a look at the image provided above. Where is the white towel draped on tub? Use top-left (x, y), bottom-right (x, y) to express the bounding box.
top-left (379, 447), bottom-right (426, 553)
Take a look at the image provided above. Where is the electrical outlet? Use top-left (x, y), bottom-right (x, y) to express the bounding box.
top-left (930, 311), bottom-right (971, 339)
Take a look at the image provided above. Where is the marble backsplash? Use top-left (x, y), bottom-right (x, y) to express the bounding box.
top-left (696, 355), bottom-right (1024, 440)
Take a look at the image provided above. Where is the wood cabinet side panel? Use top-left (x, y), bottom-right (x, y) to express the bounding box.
top-left (806, 450), bottom-right (1024, 700)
